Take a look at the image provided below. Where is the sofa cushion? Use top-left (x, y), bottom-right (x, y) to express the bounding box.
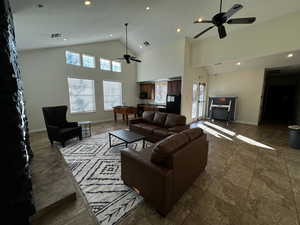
top-left (181, 128), bottom-right (203, 141)
top-left (152, 112), bottom-right (167, 127)
top-left (142, 111), bottom-right (155, 123)
top-left (131, 123), bottom-right (158, 135)
top-left (153, 128), bottom-right (170, 138)
top-left (151, 133), bottom-right (189, 166)
top-left (164, 114), bottom-right (186, 128)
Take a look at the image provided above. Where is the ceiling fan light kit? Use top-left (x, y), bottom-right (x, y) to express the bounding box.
top-left (193, 0), bottom-right (256, 39)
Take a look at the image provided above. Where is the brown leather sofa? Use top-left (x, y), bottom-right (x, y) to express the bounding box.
top-left (129, 111), bottom-right (188, 142)
top-left (121, 128), bottom-right (208, 216)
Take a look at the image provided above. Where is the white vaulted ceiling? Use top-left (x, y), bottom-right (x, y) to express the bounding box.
top-left (10, 0), bottom-right (300, 52)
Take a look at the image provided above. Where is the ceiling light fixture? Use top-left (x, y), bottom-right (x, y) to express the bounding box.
top-left (197, 17), bottom-right (203, 23)
top-left (287, 53), bottom-right (294, 58)
top-left (176, 28), bottom-right (181, 33)
top-left (236, 62), bottom-right (241, 66)
top-left (63, 38), bottom-right (68, 41)
top-left (139, 45), bottom-right (143, 49)
top-left (146, 6), bottom-right (150, 10)
top-left (84, 0), bottom-right (91, 6)
top-left (109, 34), bottom-right (113, 37)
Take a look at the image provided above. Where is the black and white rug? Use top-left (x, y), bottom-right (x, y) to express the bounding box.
top-left (59, 132), bottom-right (151, 225)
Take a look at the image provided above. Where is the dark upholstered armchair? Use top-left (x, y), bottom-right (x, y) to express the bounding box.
top-left (42, 106), bottom-right (82, 147)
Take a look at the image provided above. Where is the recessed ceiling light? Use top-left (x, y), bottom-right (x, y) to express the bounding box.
top-left (109, 34), bottom-right (113, 37)
top-left (139, 45), bottom-right (143, 49)
top-left (84, 0), bottom-right (91, 6)
top-left (287, 53), bottom-right (294, 58)
top-left (176, 28), bottom-right (181, 33)
top-left (63, 38), bottom-right (68, 41)
top-left (146, 6), bottom-right (150, 10)
top-left (236, 62), bottom-right (241, 66)
top-left (198, 17), bottom-right (203, 22)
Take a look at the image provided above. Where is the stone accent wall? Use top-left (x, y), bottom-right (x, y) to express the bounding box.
top-left (0, 0), bottom-right (35, 224)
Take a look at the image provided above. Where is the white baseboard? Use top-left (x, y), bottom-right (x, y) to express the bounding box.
top-left (29, 118), bottom-right (115, 134)
top-left (234, 120), bottom-right (258, 126)
top-left (29, 128), bottom-right (46, 134)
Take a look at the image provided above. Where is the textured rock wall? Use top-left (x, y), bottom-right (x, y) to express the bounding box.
top-left (0, 0), bottom-right (35, 224)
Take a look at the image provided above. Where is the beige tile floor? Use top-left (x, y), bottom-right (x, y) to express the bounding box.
top-left (30, 120), bottom-right (300, 225)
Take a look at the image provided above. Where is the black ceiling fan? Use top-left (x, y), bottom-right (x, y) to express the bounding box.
top-left (117, 23), bottom-right (142, 64)
top-left (193, 0), bottom-right (256, 39)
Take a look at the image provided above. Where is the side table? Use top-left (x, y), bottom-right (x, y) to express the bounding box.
top-left (78, 121), bottom-right (92, 138)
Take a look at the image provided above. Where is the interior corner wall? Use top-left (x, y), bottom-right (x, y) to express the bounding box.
top-left (137, 39), bottom-right (185, 82)
top-left (207, 68), bottom-right (265, 125)
top-left (19, 41), bottom-right (138, 132)
top-left (181, 39), bottom-right (208, 124)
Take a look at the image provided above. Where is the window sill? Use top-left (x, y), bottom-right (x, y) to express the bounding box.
top-left (70, 111), bottom-right (96, 115)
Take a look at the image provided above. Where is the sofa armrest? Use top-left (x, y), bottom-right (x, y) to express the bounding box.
top-left (168, 125), bottom-right (189, 133)
top-left (121, 148), bottom-right (173, 215)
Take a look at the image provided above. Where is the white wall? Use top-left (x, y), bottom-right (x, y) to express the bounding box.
top-left (191, 11), bottom-right (300, 67)
top-left (207, 68), bottom-right (265, 125)
top-left (137, 39), bottom-right (185, 82)
top-left (181, 39), bottom-right (208, 123)
top-left (19, 40), bottom-right (138, 132)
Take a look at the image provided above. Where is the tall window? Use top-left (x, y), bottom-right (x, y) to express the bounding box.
top-left (155, 81), bottom-right (168, 104)
top-left (66, 51), bottom-right (81, 66)
top-left (103, 81), bottom-right (122, 110)
top-left (82, 54), bottom-right (95, 68)
top-left (112, 61), bottom-right (122, 72)
top-left (100, 58), bottom-right (111, 71)
top-left (67, 78), bottom-right (96, 113)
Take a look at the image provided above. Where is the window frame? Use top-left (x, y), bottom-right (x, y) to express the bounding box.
top-left (102, 80), bottom-right (123, 111)
top-left (65, 51), bottom-right (81, 66)
top-left (112, 61), bottom-right (122, 72)
top-left (100, 58), bottom-right (111, 71)
top-left (154, 81), bottom-right (168, 105)
top-left (82, 54), bottom-right (96, 68)
top-left (67, 77), bottom-right (97, 114)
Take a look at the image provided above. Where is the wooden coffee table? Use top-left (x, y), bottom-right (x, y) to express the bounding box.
top-left (108, 129), bottom-right (145, 148)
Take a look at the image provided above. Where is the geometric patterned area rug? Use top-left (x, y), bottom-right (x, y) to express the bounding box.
top-left (59, 132), bottom-right (151, 225)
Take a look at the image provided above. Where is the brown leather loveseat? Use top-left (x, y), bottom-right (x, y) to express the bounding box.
top-left (121, 128), bottom-right (208, 216)
top-left (129, 111), bottom-right (188, 142)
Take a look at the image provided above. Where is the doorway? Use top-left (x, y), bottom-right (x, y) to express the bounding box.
top-left (192, 82), bottom-right (207, 121)
top-left (260, 66), bottom-right (300, 125)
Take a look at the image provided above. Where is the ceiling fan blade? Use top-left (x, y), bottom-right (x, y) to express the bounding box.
top-left (125, 58), bottom-right (131, 64)
top-left (224, 4), bottom-right (243, 19)
top-left (193, 20), bottom-right (213, 24)
top-left (218, 25), bottom-right (227, 39)
top-left (227, 17), bottom-right (256, 24)
top-left (130, 58), bottom-right (142, 63)
top-left (193, 26), bottom-right (214, 39)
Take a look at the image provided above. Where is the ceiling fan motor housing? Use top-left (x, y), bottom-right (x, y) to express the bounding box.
top-left (212, 13), bottom-right (227, 26)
